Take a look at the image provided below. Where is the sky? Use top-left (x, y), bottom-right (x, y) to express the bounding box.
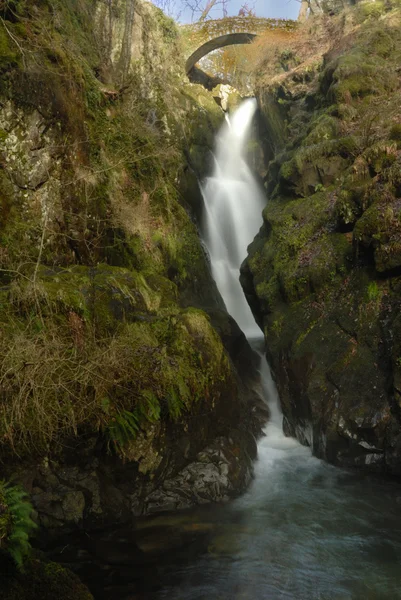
top-left (152, 0), bottom-right (301, 23)
top-left (184, 0), bottom-right (300, 21)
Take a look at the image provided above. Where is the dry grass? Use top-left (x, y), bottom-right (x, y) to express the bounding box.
top-left (0, 279), bottom-right (231, 458)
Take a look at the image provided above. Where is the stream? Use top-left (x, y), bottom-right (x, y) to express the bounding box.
top-left (47, 100), bottom-right (401, 600)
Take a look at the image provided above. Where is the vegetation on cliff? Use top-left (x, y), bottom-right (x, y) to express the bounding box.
top-left (0, 0), bottom-right (235, 466)
top-left (242, 0), bottom-right (401, 472)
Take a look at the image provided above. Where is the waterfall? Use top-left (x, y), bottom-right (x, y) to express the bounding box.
top-left (201, 99), bottom-right (266, 340)
top-left (66, 99), bottom-right (401, 600)
top-left (201, 98), bottom-right (285, 432)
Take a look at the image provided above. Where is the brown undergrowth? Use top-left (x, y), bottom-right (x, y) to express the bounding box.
top-left (0, 0), bottom-right (230, 461)
top-left (0, 271), bottom-right (231, 458)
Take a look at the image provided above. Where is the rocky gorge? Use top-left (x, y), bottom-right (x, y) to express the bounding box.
top-left (241, 0), bottom-right (401, 473)
top-left (1, 0), bottom-right (401, 597)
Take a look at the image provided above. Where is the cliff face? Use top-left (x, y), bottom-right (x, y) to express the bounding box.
top-left (0, 0), bottom-right (264, 539)
top-left (242, 0), bottom-right (401, 474)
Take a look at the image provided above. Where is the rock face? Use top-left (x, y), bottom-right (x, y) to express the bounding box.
top-left (242, 1), bottom-right (401, 474)
top-left (0, 0), bottom-right (264, 539)
top-left (299, 0), bottom-right (358, 20)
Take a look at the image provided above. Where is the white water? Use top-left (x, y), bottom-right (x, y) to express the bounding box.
top-left (144, 100), bottom-right (401, 600)
top-left (201, 98), bottom-right (285, 431)
top-left (201, 99), bottom-right (266, 339)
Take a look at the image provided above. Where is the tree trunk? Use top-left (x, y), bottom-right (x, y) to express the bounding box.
top-left (298, 0), bottom-right (310, 21)
top-left (199, 0), bottom-right (218, 21)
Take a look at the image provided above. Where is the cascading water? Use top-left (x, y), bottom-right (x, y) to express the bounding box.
top-left (201, 98), bottom-right (265, 339)
top-left (201, 98), bottom-right (284, 435)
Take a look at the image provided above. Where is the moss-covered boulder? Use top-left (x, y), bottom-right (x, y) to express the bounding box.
top-left (0, 556), bottom-right (93, 600)
top-left (243, 0), bottom-right (401, 474)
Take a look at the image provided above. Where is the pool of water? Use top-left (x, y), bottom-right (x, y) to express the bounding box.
top-left (47, 416), bottom-right (401, 600)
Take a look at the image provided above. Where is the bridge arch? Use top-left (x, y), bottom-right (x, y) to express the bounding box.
top-left (185, 33), bottom-right (257, 75)
top-left (183, 17), bottom-right (298, 86)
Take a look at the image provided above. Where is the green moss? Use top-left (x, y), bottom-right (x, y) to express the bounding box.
top-left (335, 188), bottom-right (361, 226)
top-left (9, 265), bottom-right (179, 334)
top-left (330, 51), bottom-right (398, 102)
top-left (280, 158), bottom-right (298, 182)
top-left (368, 29), bottom-right (395, 57)
top-left (255, 277), bottom-right (281, 313)
top-left (364, 140), bottom-right (398, 174)
top-left (255, 190), bottom-right (352, 303)
top-left (389, 124), bottom-right (401, 148)
top-left (354, 203), bottom-right (384, 245)
top-left (303, 115), bottom-right (339, 146)
top-left (101, 307), bottom-right (232, 455)
top-left (0, 24), bottom-right (21, 70)
top-left (0, 556), bottom-right (93, 600)
top-left (366, 281), bottom-right (380, 302)
top-left (356, 1), bottom-right (386, 20)
top-left (295, 137), bottom-right (357, 171)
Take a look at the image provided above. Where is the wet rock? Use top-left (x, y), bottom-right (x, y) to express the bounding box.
top-left (61, 492), bottom-right (85, 524)
top-left (143, 433), bottom-right (256, 514)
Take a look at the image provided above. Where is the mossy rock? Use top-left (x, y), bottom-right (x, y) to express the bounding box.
top-left (10, 264), bottom-right (178, 328)
top-left (0, 556), bottom-right (93, 600)
top-left (356, 1), bottom-right (387, 20)
top-left (353, 202), bottom-right (401, 272)
top-left (302, 114), bottom-right (339, 146)
top-left (374, 239), bottom-right (401, 272)
top-left (327, 51), bottom-right (398, 102)
top-left (334, 186), bottom-right (366, 227)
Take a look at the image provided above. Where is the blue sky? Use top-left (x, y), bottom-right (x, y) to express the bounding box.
top-left (152, 0), bottom-right (301, 23)
top-left (179, 0), bottom-right (300, 21)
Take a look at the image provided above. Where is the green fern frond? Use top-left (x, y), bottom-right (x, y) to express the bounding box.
top-left (0, 480), bottom-right (37, 569)
top-left (106, 409), bottom-right (139, 451)
top-left (139, 390), bottom-right (161, 422)
top-left (167, 388), bottom-right (183, 420)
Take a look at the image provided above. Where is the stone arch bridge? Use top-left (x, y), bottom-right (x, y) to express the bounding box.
top-left (182, 16), bottom-right (298, 86)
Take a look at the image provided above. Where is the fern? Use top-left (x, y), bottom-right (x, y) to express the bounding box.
top-left (1, 481), bottom-right (37, 568)
top-left (139, 390), bottom-right (161, 422)
top-left (106, 409), bottom-right (139, 451)
top-left (167, 388), bottom-right (183, 420)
